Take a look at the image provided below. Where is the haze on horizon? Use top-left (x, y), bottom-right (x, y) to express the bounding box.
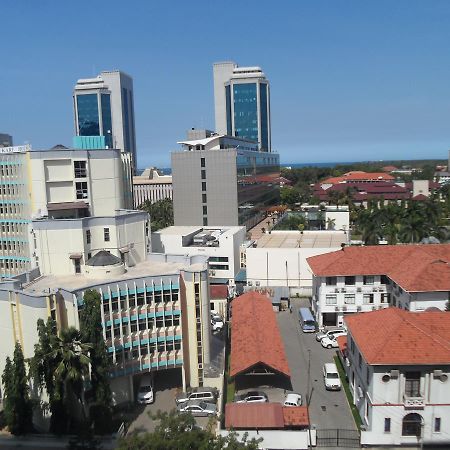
top-left (1, 0), bottom-right (450, 167)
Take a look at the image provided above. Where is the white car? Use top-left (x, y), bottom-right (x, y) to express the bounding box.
top-left (316, 327), bottom-right (346, 342)
top-left (136, 374), bottom-right (154, 404)
top-left (211, 312), bottom-right (222, 322)
top-left (235, 391), bottom-right (268, 403)
top-left (211, 318), bottom-right (224, 332)
top-left (323, 363), bottom-right (342, 390)
top-left (321, 336), bottom-right (340, 349)
top-left (283, 393), bottom-right (302, 407)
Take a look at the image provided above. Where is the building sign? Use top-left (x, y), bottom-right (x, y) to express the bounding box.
top-left (0, 144), bottom-right (31, 154)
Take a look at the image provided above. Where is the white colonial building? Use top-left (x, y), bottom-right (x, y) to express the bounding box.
top-left (307, 244), bottom-right (450, 327)
top-left (342, 308), bottom-right (450, 447)
top-left (133, 167), bottom-right (173, 208)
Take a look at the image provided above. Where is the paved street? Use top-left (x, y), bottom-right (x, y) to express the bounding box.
top-left (277, 297), bottom-right (356, 431)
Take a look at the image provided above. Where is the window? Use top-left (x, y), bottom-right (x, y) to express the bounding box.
top-left (364, 275), bottom-right (374, 285)
top-left (201, 182), bottom-right (206, 191)
top-left (326, 276), bottom-right (337, 286)
top-left (203, 217), bottom-right (208, 226)
top-left (209, 256), bottom-right (229, 263)
top-left (366, 367), bottom-right (370, 386)
top-left (76, 182), bottom-right (88, 199)
top-left (104, 228), bottom-right (110, 242)
top-left (345, 276), bottom-right (355, 285)
top-left (202, 206), bottom-right (207, 215)
top-left (74, 258), bottom-right (81, 274)
top-left (402, 413), bottom-right (422, 437)
top-left (344, 294), bottom-right (355, 304)
top-left (384, 418), bottom-right (391, 433)
top-left (381, 275), bottom-right (389, 285)
top-left (381, 293), bottom-right (390, 303)
top-left (363, 293), bottom-right (374, 304)
top-left (74, 161), bottom-right (87, 178)
top-left (434, 417), bottom-right (441, 433)
top-left (405, 372), bottom-right (421, 397)
top-left (200, 158), bottom-right (205, 168)
top-left (201, 169), bottom-right (206, 180)
top-left (209, 264), bottom-right (229, 270)
top-left (86, 229), bottom-right (91, 245)
top-left (358, 353), bottom-right (362, 369)
top-left (202, 193), bottom-right (207, 204)
top-left (325, 294), bottom-right (337, 305)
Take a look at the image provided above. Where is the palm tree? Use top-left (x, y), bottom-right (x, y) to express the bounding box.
top-left (50, 328), bottom-right (91, 426)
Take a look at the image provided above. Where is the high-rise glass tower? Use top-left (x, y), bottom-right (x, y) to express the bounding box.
top-left (213, 62), bottom-right (271, 152)
top-left (73, 70), bottom-right (137, 170)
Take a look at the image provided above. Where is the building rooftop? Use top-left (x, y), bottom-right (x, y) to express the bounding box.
top-left (345, 308), bottom-right (450, 365)
top-left (322, 171), bottom-right (395, 185)
top-left (257, 231), bottom-right (347, 249)
top-left (307, 244), bottom-right (450, 292)
top-left (22, 254), bottom-right (208, 295)
top-left (230, 292), bottom-right (290, 378)
top-left (210, 284), bottom-right (229, 299)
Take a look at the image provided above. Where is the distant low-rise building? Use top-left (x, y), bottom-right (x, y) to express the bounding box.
top-left (307, 244), bottom-right (450, 327)
top-left (0, 133), bottom-right (13, 147)
top-left (342, 308), bottom-right (450, 447)
top-left (133, 167), bottom-right (173, 208)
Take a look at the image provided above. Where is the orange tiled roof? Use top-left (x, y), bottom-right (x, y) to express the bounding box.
top-left (345, 308), bottom-right (450, 365)
top-left (322, 171), bottom-right (395, 184)
top-left (210, 284), bottom-right (228, 299)
top-left (282, 406), bottom-right (310, 427)
top-left (230, 292), bottom-right (290, 377)
top-left (307, 244), bottom-right (450, 292)
top-left (336, 335), bottom-right (347, 354)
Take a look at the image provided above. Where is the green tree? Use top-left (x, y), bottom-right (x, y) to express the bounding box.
top-left (139, 198), bottom-right (174, 231)
top-left (280, 186), bottom-right (299, 207)
top-left (2, 342), bottom-right (33, 435)
top-left (117, 410), bottom-right (261, 450)
top-left (30, 318), bottom-right (68, 433)
top-left (79, 289), bottom-right (113, 434)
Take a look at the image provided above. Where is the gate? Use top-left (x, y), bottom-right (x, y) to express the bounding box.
top-left (316, 428), bottom-right (360, 448)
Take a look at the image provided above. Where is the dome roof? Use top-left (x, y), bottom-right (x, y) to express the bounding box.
top-left (86, 250), bottom-right (122, 267)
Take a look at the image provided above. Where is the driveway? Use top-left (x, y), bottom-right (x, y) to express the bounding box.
top-left (277, 297), bottom-right (356, 431)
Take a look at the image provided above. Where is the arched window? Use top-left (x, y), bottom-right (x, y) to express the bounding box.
top-left (402, 413), bottom-right (422, 437)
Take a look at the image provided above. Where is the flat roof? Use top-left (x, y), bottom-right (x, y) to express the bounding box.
top-left (22, 255), bottom-right (207, 295)
top-left (155, 225), bottom-right (243, 236)
top-left (256, 231), bottom-right (347, 249)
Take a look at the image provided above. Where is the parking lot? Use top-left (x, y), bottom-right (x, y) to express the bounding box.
top-left (277, 297), bottom-right (356, 431)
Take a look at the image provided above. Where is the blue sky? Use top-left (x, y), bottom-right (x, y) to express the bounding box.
top-left (1, 0), bottom-right (450, 167)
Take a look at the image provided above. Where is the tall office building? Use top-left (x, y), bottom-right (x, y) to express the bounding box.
top-left (0, 133), bottom-right (13, 147)
top-left (172, 130), bottom-right (279, 229)
top-left (213, 62), bottom-right (271, 152)
top-left (73, 71), bottom-right (137, 170)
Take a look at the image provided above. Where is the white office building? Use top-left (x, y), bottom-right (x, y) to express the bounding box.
top-left (133, 167), bottom-right (173, 208)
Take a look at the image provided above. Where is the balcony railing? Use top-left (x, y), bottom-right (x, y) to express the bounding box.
top-left (403, 394), bottom-right (425, 409)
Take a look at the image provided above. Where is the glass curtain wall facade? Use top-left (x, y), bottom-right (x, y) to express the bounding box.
top-left (75, 92), bottom-right (113, 147)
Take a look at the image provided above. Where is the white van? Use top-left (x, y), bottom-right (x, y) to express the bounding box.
top-left (323, 363), bottom-right (342, 391)
top-left (137, 374), bottom-right (154, 404)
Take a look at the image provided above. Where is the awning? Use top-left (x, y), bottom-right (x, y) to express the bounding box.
top-left (69, 253), bottom-right (82, 259)
top-left (47, 201), bottom-right (89, 211)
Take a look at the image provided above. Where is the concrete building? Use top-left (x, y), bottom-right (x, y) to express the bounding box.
top-left (0, 145), bottom-right (133, 279)
top-left (307, 244), bottom-right (450, 327)
top-left (172, 131), bottom-right (279, 229)
top-left (152, 225), bottom-right (246, 283)
top-left (133, 167), bottom-right (173, 208)
top-left (73, 71), bottom-right (137, 170)
top-left (342, 308), bottom-right (450, 447)
top-left (0, 252), bottom-right (213, 408)
top-left (213, 62), bottom-right (271, 152)
top-left (245, 230), bottom-right (348, 295)
top-left (0, 134), bottom-right (13, 147)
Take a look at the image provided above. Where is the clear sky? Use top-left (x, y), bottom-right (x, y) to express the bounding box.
top-left (1, 0), bottom-right (450, 167)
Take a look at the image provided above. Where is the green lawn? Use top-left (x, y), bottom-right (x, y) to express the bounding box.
top-left (334, 355), bottom-right (363, 430)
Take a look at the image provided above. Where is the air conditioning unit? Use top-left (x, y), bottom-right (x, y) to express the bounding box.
top-left (372, 306), bottom-right (376, 311)
top-left (335, 306), bottom-right (340, 312)
top-left (357, 306), bottom-right (362, 312)
top-left (335, 288), bottom-right (340, 293)
top-left (433, 370), bottom-right (443, 379)
top-left (341, 288), bottom-right (346, 293)
top-left (390, 369), bottom-right (399, 379)
top-left (248, 281), bottom-right (253, 286)
top-left (382, 373), bottom-right (391, 382)
top-left (343, 306), bottom-right (347, 311)
top-left (357, 386), bottom-right (364, 399)
top-left (357, 287), bottom-right (362, 292)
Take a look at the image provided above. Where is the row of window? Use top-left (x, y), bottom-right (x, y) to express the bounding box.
top-left (383, 415), bottom-right (441, 435)
top-left (85, 228), bottom-right (110, 244)
top-left (103, 290), bottom-right (179, 313)
top-left (0, 203), bottom-right (25, 215)
top-left (0, 259), bottom-right (28, 271)
top-left (0, 222), bottom-right (27, 234)
top-left (325, 275), bottom-right (390, 286)
top-left (105, 316), bottom-right (181, 338)
top-left (109, 340), bottom-right (182, 364)
top-left (0, 165), bottom-right (21, 177)
top-left (0, 184), bottom-right (24, 196)
top-left (325, 293), bottom-right (390, 305)
top-left (0, 240), bottom-right (27, 253)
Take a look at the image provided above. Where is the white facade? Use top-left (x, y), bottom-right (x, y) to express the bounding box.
top-left (152, 226), bottom-right (246, 282)
top-left (245, 231), bottom-right (348, 294)
top-left (133, 167), bottom-right (172, 208)
top-left (343, 325), bottom-right (450, 447)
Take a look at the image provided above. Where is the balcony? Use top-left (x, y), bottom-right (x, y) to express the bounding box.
top-left (403, 394), bottom-right (425, 409)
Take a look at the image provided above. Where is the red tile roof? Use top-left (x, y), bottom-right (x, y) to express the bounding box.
top-left (336, 335), bottom-right (347, 354)
top-left (322, 171), bottom-right (395, 185)
top-left (230, 292), bottom-right (290, 377)
top-left (210, 284), bottom-right (228, 299)
top-left (345, 308), bottom-right (450, 365)
top-left (307, 244), bottom-right (450, 292)
top-left (225, 403), bottom-right (309, 429)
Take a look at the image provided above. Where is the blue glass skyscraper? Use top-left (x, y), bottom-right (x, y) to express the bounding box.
top-left (214, 62), bottom-right (271, 152)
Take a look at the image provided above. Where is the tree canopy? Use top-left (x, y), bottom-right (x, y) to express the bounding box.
top-left (139, 198), bottom-right (174, 231)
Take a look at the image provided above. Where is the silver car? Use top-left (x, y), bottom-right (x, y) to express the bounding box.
top-left (235, 391), bottom-right (268, 403)
top-left (177, 399), bottom-right (217, 417)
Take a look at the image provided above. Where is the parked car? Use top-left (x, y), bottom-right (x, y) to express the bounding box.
top-left (211, 318), bottom-right (224, 332)
top-left (177, 400), bottom-right (217, 417)
top-left (175, 387), bottom-right (219, 405)
top-left (211, 312), bottom-right (222, 322)
top-left (316, 327), bottom-right (346, 342)
top-left (321, 336), bottom-right (340, 349)
top-left (323, 363), bottom-right (342, 390)
top-left (136, 374), bottom-right (154, 404)
top-left (235, 391), bottom-right (268, 403)
top-left (283, 393), bottom-right (302, 407)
